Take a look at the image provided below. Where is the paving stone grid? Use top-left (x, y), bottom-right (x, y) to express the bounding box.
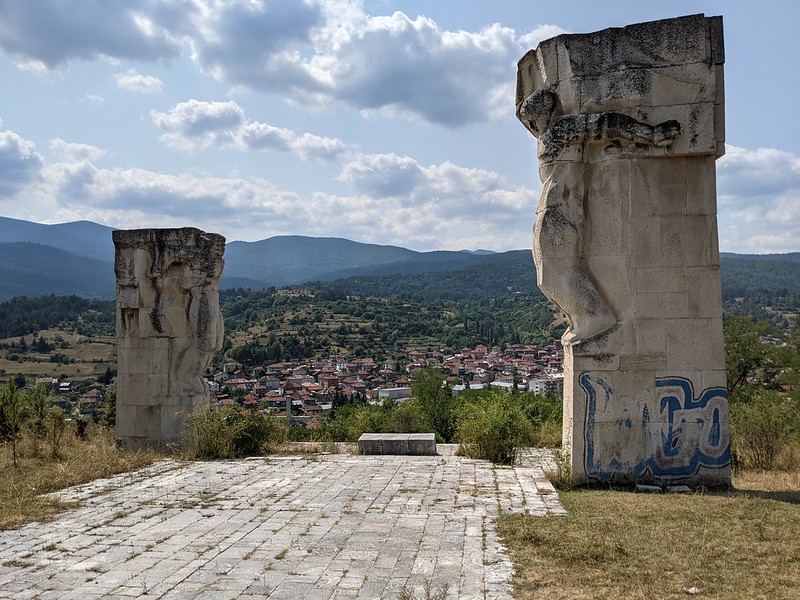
top-left (0, 446), bottom-right (564, 599)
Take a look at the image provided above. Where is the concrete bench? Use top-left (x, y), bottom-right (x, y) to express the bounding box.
top-left (357, 433), bottom-right (437, 456)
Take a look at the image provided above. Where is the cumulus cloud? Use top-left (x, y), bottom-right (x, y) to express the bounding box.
top-left (114, 68), bottom-right (163, 93)
top-left (45, 163), bottom-right (316, 235)
top-left (335, 152), bottom-right (534, 248)
top-left (151, 99), bottom-right (245, 149)
top-left (3, 129), bottom-right (532, 250)
top-left (0, 129), bottom-right (44, 197)
top-left (48, 138), bottom-right (106, 162)
top-left (338, 153), bottom-right (424, 197)
top-left (27, 141), bottom-right (799, 254)
top-left (717, 145), bottom-right (800, 253)
top-left (0, 0), bottom-right (564, 127)
top-left (152, 99), bottom-right (345, 159)
top-left (303, 14), bottom-right (528, 126)
top-left (0, 0), bottom-right (184, 71)
top-left (186, 0), bottom-right (324, 92)
top-left (189, 2), bottom-right (565, 127)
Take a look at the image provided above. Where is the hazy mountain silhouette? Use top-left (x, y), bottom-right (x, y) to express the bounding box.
top-left (0, 217), bottom-right (797, 301)
top-left (0, 218), bottom-right (507, 298)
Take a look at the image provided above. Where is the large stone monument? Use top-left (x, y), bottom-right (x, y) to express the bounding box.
top-left (113, 228), bottom-right (225, 449)
top-left (516, 14), bottom-right (729, 486)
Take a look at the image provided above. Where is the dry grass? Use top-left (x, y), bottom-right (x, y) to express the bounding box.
top-left (0, 425), bottom-right (160, 530)
top-left (497, 468), bottom-right (800, 599)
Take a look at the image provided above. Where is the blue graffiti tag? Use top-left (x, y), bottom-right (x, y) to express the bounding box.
top-left (582, 373), bottom-right (730, 481)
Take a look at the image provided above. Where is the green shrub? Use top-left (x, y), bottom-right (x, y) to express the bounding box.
top-left (523, 391), bottom-right (562, 428)
top-left (25, 383), bottom-right (50, 439)
top-left (388, 398), bottom-right (431, 433)
top-left (102, 386), bottom-right (116, 428)
top-left (227, 411), bottom-right (281, 456)
top-left (455, 391), bottom-right (533, 464)
top-left (348, 405), bottom-right (390, 440)
top-left (531, 420), bottom-right (562, 448)
top-left (287, 427), bottom-right (317, 442)
top-left (184, 405), bottom-right (283, 459)
top-left (545, 449), bottom-right (574, 490)
top-left (413, 368), bottom-right (458, 442)
top-left (731, 391), bottom-right (798, 470)
top-left (0, 381), bottom-right (27, 467)
top-left (322, 403), bottom-right (393, 442)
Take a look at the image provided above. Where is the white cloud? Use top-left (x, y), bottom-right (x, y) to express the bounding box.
top-left (239, 122), bottom-right (294, 153)
top-left (82, 94), bottom-right (106, 105)
top-left (0, 129), bottom-right (44, 197)
top-left (40, 158), bottom-right (305, 232)
top-left (272, 8), bottom-right (565, 127)
top-left (0, 0), bottom-right (565, 127)
top-left (114, 68), bottom-right (163, 93)
top-left (6, 119), bottom-right (796, 254)
top-left (517, 25), bottom-right (569, 49)
top-left (0, 0), bottom-right (184, 70)
top-left (292, 133), bottom-right (346, 161)
top-left (2, 129), bottom-right (532, 250)
top-left (338, 153), bottom-right (424, 197)
top-left (48, 139), bottom-right (106, 162)
top-left (717, 145), bottom-right (800, 253)
top-left (152, 99), bottom-right (345, 160)
top-left (335, 152), bottom-right (534, 248)
top-left (151, 99), bottom-right (246, 149)
top-left (270, 6), bottom-right (566, 126)
top-left (186, 0), bottom-right (324, 92)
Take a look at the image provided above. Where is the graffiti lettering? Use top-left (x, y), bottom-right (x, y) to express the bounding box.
top-left (582, 373), bottom-right (730, 481)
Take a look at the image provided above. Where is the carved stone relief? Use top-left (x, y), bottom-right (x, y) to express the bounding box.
top-left (517, 14), bottom-right (729, 486)
top-left (113, 228), bottom-right (225, 448)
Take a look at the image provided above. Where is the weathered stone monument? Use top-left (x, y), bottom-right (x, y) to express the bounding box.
top-left (516, 14), bottom-right (729, 486)
top-left (113, 228), bottom-right (225, 449)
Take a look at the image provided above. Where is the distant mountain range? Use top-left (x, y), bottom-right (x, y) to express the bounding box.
top-left (0, 218), bottom-right (523, 299)
top-left (0, 217), bottom-right (798, 301)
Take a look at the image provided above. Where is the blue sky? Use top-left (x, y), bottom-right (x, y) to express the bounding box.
top-left (0, 0), bottom-right (798, 252)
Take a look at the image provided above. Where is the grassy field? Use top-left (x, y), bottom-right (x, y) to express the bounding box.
top-left (497, 468), bottom-right (800, 599)
top-left (0, 328), bottom-right (115, 381)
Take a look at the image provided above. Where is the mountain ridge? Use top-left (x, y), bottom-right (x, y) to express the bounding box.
top-left (0, 217), bottom-right (798, 301)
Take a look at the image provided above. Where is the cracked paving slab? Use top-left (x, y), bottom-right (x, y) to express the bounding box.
top-left (0, 445), bottom-right (564, 599)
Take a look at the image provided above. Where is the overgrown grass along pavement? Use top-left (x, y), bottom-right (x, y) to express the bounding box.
top-left (0, 425), bottom-right (159, 530)
top-left (497, 468), bottom-right (800, 599)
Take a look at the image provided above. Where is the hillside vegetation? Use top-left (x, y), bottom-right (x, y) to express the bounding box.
top-left (0, 249), bottom-right (797, 374)
top-left (222, 288), bottom-right (558, 364)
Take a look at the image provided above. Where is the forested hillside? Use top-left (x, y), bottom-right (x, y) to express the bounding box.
top-left (720, 254), bottom-right (800, 331)
top-left (300, 250), bottom-right (540, 301)
top-left (720, 253), bottom-right (800, 298)
top-left (0, 295), bottom-right (114, 339)
top-left (0, 250), bottom-right (797, 366)
top-left (222, 288), bottom-right (558, 365)
top-left (2, 217), bottom-right (798, 306)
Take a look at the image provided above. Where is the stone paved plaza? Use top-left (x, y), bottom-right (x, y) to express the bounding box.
top-left (0, 446), bottom-right (564, 599)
